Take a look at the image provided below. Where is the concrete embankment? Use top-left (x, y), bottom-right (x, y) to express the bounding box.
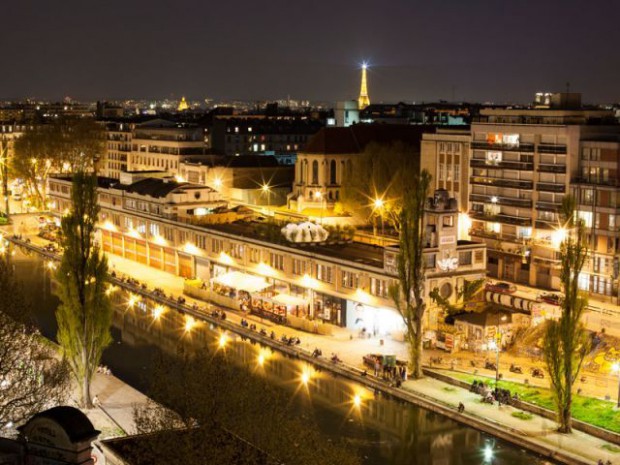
top-left (7, 236), bottom-right (613, 465)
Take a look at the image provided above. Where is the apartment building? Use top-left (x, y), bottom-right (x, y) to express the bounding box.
top-left (128, 119), bottom-right (205, 175)
top-left (99, 119), bottom-right (206, 179)
top-left (467, 93), bottom-right (620, 297)
top-left (210, 117), bottom-right (322, 162)
top-left (572, 138), bottom-right (620, 301)
top-left (421, 127), bottom-right (471, 238)
top-left (47, 176), bottom-right (486, 338)
top-left (101, 122), bottom-right (132, 178)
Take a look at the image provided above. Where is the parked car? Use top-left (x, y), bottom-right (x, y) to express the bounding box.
top-left (485, 281), bottom-right (517, 294)
top-left (538, 292), bottom-right (561, 306)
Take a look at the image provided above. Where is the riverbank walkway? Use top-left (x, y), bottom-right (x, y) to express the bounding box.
top-left (10, 231), bottom-right (620, 465)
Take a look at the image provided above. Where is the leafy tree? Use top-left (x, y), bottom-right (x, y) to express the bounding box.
top-left (543, 195), bottom-right (590, 433)
top-left (341, 141), bottom-right (419, 231)
top-left (132, 352), bottom-right (361, 465)
top-left (55, 170), bottom-right (112, 408)
top-left (388, 170), bottom-right (431, 379)
top-left (0, 254), bottom-right (69, 429)
top-left (12, 119), bottom-right (104, 209)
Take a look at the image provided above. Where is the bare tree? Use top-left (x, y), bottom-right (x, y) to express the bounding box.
top-left (341, 141), bottom-right (419, 231)
top-left (543, 195), bottom-right (590, 433)
top-left (12, 119), bottom-right (104, 209)
top-left (0, 254), bottom-right (69, 429)
top-left (388, 169), bottom-right (431, 379)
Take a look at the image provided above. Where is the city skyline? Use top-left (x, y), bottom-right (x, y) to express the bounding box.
top-left (2, 0), bottom-right (620, 104)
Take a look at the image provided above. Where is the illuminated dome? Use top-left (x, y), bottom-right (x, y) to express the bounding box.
top-left (177, 96), bottom-right (189, 111)
top-left (281, 222), bottom-right (329, 243)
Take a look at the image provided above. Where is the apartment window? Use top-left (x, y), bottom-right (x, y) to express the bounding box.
top-left (211, 238), bottom-right (224, 254)
top-left (163, 226), bottom-right (174, 242)
top-left (316, 264), bottom-right (333, 283)
top-left (196, 235), bottom-right (207, 250)
top-left (443, 215), bottom-right (454, 227)
top-left (474, 250), bottom-right (484, 263)
top-left (178, 230), bottom-right (189, 244)
top-left (425, 254), bottom-right (436, 269)
top-left (249, 248), bottom-right (261, 264)
top-left (124, 217), bottom-right (134, 230)
top-left (341, 270), bottom-right (359, 289)
top-left (459, 251), bottom-right (472, 266)
top-left (292, 259), bottom-right (306, 276)
top-left (370, 277), bottom-right (388, 298)
top-left (269, 253), bottom-right (284, 271)
top-left (610, 214), bottom-right (616, 231)
top-left (230, 243), bottom-right (244, 259)
top-left (438, 163), bottom-right (445, 181)
top-left (454, 156), bottom-right (460, 180)
top-left (149, 223), bottom-right (160, 237)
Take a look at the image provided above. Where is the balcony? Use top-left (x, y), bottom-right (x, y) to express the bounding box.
top-left (536, 183), bottom-right (566, 193)
top-left (469, 211), bottom-right (532, 227)
top-left (538, 144), bottom-right (567, 154)
top-left (571, 177), bottom-right (620, 187)
top-left (469, 194), bottom-right (532, 208)
top-left (471, 142), bottom-right (535, 152)
top-left (535, 219), bottom-right (557, 230)
top-left (536, 201), bottom-right (562, 212)
top-left (470, 176), bottom-right (533, 190)
top-left (537, 164), bottom-right (566, 173)
top-left (470, 158), bottom-right (534, 171)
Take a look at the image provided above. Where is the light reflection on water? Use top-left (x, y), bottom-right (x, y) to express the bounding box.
top-left (13, 249), bottom-right (553, 465)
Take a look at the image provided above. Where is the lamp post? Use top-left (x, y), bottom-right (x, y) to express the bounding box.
top-left (261, 184), bottom-right (271, 216)
top-left (612, 362), bottom-right (620, 408)
top-left (490, 312), bottom-right (507, 391)
top-left (374, 198), bottom-right (385, 236)
top-left (314, 191), bottom-right (324, 224)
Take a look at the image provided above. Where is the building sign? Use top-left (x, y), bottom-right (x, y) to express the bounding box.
top-left (439, 235), bottom-right (456, 245)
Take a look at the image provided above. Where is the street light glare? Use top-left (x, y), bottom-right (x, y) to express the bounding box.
top-left (261, 183), bottom-right (270, 192)
top-left (374, 198), bottom-right (384, 208)
top-left (483, 445), bottom-right (494, 462)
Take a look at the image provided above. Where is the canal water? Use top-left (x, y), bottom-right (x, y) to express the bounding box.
top-left (13, 249), bottom-right (553, 465)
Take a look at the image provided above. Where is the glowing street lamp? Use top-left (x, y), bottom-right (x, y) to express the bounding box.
top-left (261, 184), bottom-right (272, 214)
top-left (184, 316), bottom-right (196, 333)
top-left (353, 393), bottom-right (362, 408)
top-left (152, 305), bottom-right (165, 320)
top-left (373, 197), bottom-right (385, 236)
top-left (218, 333), bottom-right (228, 349)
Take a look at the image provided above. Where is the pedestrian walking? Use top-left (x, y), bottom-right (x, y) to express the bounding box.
top-left (374, 360), bottom-right (380, 377)
top-left (458, 402), bottom-right (465, 413)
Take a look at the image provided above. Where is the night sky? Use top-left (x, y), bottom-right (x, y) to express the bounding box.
top-left (2, 0), bottom-right (619, 104)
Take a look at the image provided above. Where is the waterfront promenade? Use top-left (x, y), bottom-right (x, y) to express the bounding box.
top-left (7, 231), bottom-right (620, 465)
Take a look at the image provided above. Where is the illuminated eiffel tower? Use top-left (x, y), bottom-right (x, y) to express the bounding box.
top-left (358, 63), bottom-right (370, 110)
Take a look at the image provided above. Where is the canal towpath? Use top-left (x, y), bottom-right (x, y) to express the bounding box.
top-left (8, 231), bottom-right (620, 465)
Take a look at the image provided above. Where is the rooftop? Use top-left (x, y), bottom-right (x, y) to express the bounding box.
top-left (302, 124), bottom-right (434, 154)
top-left (20, 406), bottom-right (99, 443)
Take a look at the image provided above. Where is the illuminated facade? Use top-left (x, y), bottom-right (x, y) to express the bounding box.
top-left (468, 93), bottom-right (620, 297)
top-left (358, 64), bottom-right (370, 110)
top-left (48, 176), bottom-right (486, 336)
